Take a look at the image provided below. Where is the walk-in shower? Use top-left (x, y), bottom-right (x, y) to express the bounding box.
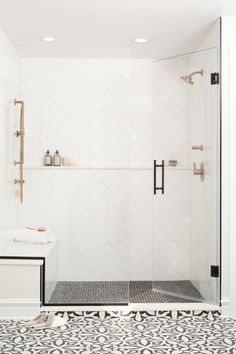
top-left (14, 22), bottom-right (221, 307)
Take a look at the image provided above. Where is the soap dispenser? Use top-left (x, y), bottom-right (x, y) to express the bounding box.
top-left (53, 150), bottom-right (61, 166)
top-left (44, 150), bottom-right (52, 166)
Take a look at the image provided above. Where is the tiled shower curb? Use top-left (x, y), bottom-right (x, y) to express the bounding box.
top-left (55, 310), bottom-right (222, 321)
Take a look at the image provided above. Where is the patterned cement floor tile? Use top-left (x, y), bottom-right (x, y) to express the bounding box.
top-left (0, 311), bottom-right (235, 354)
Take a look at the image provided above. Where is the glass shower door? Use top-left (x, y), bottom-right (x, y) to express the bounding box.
top-left (152, 166), bottom-right (205, 302)
top-left (152, 47), bottom-right (220, 304)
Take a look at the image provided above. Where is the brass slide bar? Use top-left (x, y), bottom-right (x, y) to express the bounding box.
top-left (14, 99), bottom-right (25, 203)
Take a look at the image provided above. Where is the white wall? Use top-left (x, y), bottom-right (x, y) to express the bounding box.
top-left (0, 29), bottom-right (221, 303)
top-left (19, 58), bottom-right (192, 282)
top-left (17, 28), bottom-right (221, 300)
top-left (19, 59), bottom-right (150, 281)
top-left (0, 29), bottom-right (20, 231)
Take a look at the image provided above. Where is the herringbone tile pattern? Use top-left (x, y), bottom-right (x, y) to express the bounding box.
top-left (21, 169), bottom-right (130, 281)
top-left (20, 58), bottom-right (190, 282)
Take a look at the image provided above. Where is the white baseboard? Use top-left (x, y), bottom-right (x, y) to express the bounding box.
top-left (0, 299), bottom-right (40, 307)
top-left (0, 306), bottom-right (40, 319)
top-left (221, 298), bottom-right (236, 319)
top-left (0, 299), bottom-right (41, 319)
top-left (221, 297), bottom-right (230, 317)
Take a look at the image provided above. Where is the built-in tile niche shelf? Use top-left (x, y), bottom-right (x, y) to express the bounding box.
top-left (24, 165), bottom-right (152, 171)
top-left (23, 165), bottom-right (190, 171)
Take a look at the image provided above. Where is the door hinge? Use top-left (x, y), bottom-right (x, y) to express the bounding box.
top-left (211, 72), bottom-right (220, 85)
top-left (211, 265), bottom-right (220, 278)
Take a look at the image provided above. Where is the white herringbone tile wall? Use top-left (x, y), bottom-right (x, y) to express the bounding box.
top-left (22, 59), bottom-right (132, 167)
top-left (21, 169), bottom-right (130, 281)
top-left (19, 58), bottom-right (191, 281)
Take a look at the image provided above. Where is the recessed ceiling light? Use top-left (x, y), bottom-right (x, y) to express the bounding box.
top-left (42, 37), bottom-right (56, 42)
top-left (134, 38), bottom-right (149, 43)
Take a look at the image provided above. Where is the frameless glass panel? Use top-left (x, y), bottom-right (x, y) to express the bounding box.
top-left (45, 169), bottom-right (130, 305)
top-left (44, 242), bottom-right (58, 304)
top-left (152, 47), bottom-right (220, 304)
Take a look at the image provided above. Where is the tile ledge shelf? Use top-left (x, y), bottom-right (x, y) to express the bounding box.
top-left (23, 165), bottom-right (191, 171)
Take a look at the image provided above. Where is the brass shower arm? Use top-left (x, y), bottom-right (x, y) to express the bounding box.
top-left (190, 69), bottom-right (204, 77)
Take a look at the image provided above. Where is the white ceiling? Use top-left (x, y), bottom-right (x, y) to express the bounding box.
top-left (0, 0), bottom-right (235, 59)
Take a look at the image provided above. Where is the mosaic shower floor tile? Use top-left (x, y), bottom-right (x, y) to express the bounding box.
top-left (49, 280), bottom-right (202, 304)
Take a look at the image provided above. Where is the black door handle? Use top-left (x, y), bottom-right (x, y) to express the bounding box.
top-left (154, 160), bottom-right (164, 195)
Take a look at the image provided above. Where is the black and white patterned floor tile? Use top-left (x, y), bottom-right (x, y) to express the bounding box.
top-left (0, 311), bottom-right (235, 354)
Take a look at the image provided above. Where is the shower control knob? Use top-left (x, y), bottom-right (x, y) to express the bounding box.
top-left (192, 145), bottom-right (203, 151)
top-left (14, 179), bottom-right (25, 184)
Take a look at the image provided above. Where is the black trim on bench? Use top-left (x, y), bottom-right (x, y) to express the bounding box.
top-left (0, 256), bottom-right (129, 307)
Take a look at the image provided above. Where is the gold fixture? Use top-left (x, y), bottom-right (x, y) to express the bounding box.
top-left (193, 162), bottom-right (204, 182)
top-left (26, 226), bottom-right (47, 232)
top-left (14, 99), bottom-right (25, 203)
top-left (192, 145), bottom-right (203, 151)
top-left (166, 160), bottom-right (177, 167)
top-left (181, 69), bottom-right (204, 85)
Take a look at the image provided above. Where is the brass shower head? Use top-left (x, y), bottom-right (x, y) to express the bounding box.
top-left (181, 75), bottom-right (194, 85)
top-left (181, 69), bottom-right (204, 85)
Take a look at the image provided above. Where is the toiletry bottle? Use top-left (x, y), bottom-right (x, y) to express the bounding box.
top-left (44, 150), bottom-right (52, 166)
top-left (53, 150), bottom-right (61, 166)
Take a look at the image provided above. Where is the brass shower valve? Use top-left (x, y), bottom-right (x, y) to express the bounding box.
top-left (192, 162), bottom-right (204, 182)
top-left (14, 179), bottom-right (25, 184)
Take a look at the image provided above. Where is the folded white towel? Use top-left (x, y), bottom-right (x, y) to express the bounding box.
top-left (13, 228), bottom-right (56, 244)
